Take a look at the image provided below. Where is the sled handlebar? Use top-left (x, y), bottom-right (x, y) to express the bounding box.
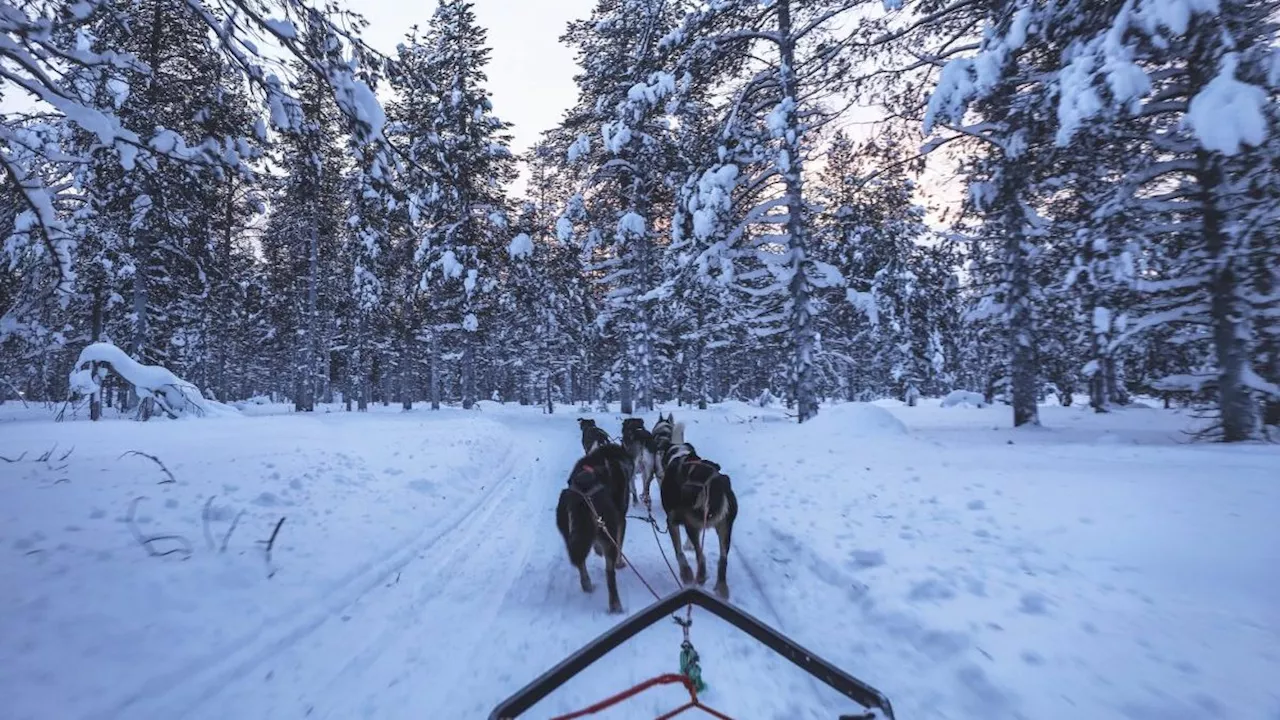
top-left (489, 586), bottom-right (895, 720)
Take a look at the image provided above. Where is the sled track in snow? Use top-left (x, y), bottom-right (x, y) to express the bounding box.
top-left (298, 446), bottom-right (546, 712)
top-left (95, 437), bottom-right (523, 720)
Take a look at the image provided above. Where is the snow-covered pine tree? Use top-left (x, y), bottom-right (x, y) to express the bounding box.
top-left (345, 130), bottom-right (399, 411)
top-left (923, 0), bottom-right (1072, 428)
top-left (261, 21), bottom-right (350, 412)
top-left (1, 0), bottom-right (388, 340)
top-left (556, 0), bottom-right (688, 414)
top-left (813, 131), bottom-right (947, 400)
top-left (396, 1), bottom-right (515, 410)
top-left (56, 0), bottom-right (272, 416)
top-left (666, 0), bottom-right (866, 422)
top-left (1053, 0), bottom-right (1279, 439)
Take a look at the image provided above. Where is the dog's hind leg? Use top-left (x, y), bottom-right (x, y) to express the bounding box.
top-left (604, 550), bottom-right (623, 614)
top-left (713, 520), bottom-right (732, 599)
top-left (668, 518), bottom-right (694, 584)
top-left (577, 562), bottom-right (594, 593)
top-left (686, 521), bottom-right (708, 585)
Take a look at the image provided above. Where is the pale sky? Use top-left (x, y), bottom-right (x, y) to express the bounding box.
top-left (351, 0), bottom-right (596, 156)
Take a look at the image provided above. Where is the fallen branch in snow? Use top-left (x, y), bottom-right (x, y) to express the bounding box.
top-left (54, 396), bottom-right (89, 423)
top-left (35, 443), bottom-right (59, 463)
top-left (202, 496), bottom-right (217, 550)
top-left (119, 451), bottom-right (176, 484)
top-left (126, 497), bottom-right (193, 560)
top-left (220, 511), bottom-right (246, 553)
top-left (0, 452), bottom-right (27, 463)
top-left (259, 517), bottom-right (286, 577)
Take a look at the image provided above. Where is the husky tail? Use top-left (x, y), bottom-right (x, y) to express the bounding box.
top-left (672, 421), bottom-right (686, 446)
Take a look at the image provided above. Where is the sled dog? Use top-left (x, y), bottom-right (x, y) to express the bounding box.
top-left (556, 444), bottom-right (634, 614)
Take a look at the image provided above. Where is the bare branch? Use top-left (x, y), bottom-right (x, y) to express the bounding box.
top-left (258, 517), bottom-right (286, 577)
top-left (202, 496), bottom-right (217, 550)
top-left (220, 510), bottom-right (246, 553)
top-left (126, 496), bottom-right (193, 559)
top-left (118, 450), bottom-right (176, 484)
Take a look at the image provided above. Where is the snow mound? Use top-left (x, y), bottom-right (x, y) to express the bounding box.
top-left (805, 402), bottom-right (909, 437)
top-left (69, 342), bottom-right (239, 419)
top-left (940, 390), bottom-right (988, 408)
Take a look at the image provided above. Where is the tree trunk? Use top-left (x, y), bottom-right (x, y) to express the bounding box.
top-left (297, 225), bottom-right (319, 412)
top-left (400, 327), bottom-right (414, 411)
top-left (1197, 151), bottom-right (1259, 440)
top-left (1000, 163), bottom-right (1039, 427)
top-left (89, 288), bottom-right (103, 421)
top-left (429, 331), bottom-right (441, 410)
top-left (776, 0), bottom-right (817, 424)
top-left (462, 334), bottom-right (476, 410)
top-left (545, 371), bottom-right (554, 414)
top-left (356, 319), bottom-right (370, 412)
top-left (620, 361), bottom-right (634, 415)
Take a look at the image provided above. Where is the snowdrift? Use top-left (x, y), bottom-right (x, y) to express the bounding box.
top-left (806, 401), bottom-right (910, 437)
top-left (69, 342), bottom-right (239, 419)
top-left (939, 389), bottom-right (988, 408)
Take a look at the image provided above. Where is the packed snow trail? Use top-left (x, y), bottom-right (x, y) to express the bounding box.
top-left (87, 410), bottom-right (853, 720)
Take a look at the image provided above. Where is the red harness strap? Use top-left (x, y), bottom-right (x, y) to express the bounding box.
top-left (548, 673), bottom-right (734, 720)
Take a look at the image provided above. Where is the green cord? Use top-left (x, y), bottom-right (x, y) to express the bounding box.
top-left (679, 640), bottom-right (707, 693)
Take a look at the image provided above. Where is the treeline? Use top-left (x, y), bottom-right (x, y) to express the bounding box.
top-left (1, 0), bottom-right (1276, 438)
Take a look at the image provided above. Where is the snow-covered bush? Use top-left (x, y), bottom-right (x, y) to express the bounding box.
top-left (69, 342), bottom-right (238, 419)
top-left (940, 390), bottom-right (988, 409)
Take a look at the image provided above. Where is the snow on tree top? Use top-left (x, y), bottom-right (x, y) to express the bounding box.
top-left (1187, 53), bottom-right (1269, 156)
top-left (509, 233), bottom-right (534, 260)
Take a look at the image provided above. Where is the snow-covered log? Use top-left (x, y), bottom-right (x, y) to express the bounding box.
top-left (69, 342), bottom-right (239, 420)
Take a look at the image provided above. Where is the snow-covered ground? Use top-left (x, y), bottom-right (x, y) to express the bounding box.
top-left (1, 399), bottom-right (1277, 719)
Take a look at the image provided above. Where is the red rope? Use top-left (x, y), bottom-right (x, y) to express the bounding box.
top-left (547, 673), bottom-right (736, 720)
top-left (548, 674), bottom-right (690, 720)
top-left (655, 701), bottom-right (736, 720)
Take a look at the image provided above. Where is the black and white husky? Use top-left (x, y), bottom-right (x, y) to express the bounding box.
top-left (621, 417), bottom-right (659, 507)
top-left (556, 443), bottom-right (635, 614)
top-left (659, 421), bottom-right (737, 599)
top-left (651, 413), bottom-right (675, 463)
top-left (577, 418), bottom-right (610, 455)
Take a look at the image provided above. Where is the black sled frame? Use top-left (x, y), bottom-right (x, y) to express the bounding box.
top-left (489, 586), bottom-right (895, 719)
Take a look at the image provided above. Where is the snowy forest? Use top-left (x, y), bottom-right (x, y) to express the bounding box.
top-left (2, 0), bottom-right (1278, 440)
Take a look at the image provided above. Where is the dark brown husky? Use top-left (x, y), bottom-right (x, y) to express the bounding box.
top-left (555, 443), bottom-right (634, 613)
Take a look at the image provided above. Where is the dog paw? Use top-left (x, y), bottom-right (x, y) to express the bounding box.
top-left (695, 569), bottom-right (707, 585)
top-left (714, 582), bottom-right (729, 600)
top-left (608, 600), bottom-right (624, 614)
top-left (581, 579), bottom-right (595, 593)
top-left (616, 556), bottom-right (627, 569)
top-left (679, 566), bottom-right (694, 584)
